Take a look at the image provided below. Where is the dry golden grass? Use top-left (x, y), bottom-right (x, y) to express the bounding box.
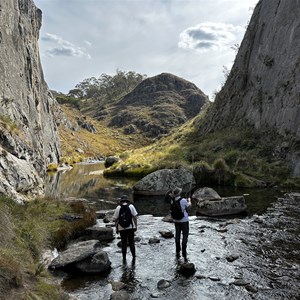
top-left (59, 105), bottom-right (148, 159)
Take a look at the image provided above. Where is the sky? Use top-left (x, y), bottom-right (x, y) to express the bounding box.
top-left (34, 0), bottom-right (259, 100)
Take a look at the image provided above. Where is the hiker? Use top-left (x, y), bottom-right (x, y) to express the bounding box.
top-left (168, 187), bottom-right (191, 261)
top-left (113, 195), bottom-right (138, 263)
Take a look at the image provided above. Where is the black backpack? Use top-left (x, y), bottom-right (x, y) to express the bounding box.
top-left (118, 204), bottom-right (133, 228)
top-left (170, 198), bottom-right (184, 220)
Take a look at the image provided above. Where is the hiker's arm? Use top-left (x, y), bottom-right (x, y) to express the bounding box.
top-left (113, 207), bottom-right (120, 234)
top-left (133, 215), bottom-right (138, 231)
top-left (187, 197), bottom-right (192, 207)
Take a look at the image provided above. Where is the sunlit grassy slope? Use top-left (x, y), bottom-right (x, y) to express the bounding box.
top-left (104, 108), bottom-right (300, 188)
top-left (58, 104), bottom-right (150, 161)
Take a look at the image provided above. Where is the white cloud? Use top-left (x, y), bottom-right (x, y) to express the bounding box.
top-left (84, 40), bottom-right (92, 47)
top-left (178, 22), bottom-right (243, 53)
top-left (41, 33), bottom-right (91, 59)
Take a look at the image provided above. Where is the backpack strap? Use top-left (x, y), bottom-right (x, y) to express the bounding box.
top-left (175, 197), bottom-right (183, 211)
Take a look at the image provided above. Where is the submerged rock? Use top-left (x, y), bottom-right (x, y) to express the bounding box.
top-left (110, 290), bottom-right (131, 300)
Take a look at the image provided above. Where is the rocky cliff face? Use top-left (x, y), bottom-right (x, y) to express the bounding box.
top-left (99, 73), bottom-right (209, 138)
top-left (205, 0), bottom-right (300, 139)
top-left (0, 0), bottom-right (61, 201)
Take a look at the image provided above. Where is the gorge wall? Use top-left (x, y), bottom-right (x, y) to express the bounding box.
top-left (205, 0), bottom-right (300, 138)
top-left (0, 0), bottom-right (61, 201)
top-left (202, 0), bottom-right (300, 175)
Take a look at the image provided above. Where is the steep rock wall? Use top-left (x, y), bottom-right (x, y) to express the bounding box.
top-left (0, 0), bottom-right (61, 201)
top-left (205, 0), bottom-right (300, 139)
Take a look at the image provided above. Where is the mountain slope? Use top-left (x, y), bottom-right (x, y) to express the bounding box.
top-left (97, 73), bottom-right (209, 138)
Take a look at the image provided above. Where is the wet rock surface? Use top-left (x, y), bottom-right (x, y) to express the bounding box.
top-left (60, 193), bottom-right (300, 299)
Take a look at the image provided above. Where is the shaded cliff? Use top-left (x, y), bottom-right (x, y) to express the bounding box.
top-left (201, 0), bottom-right (300, 175)
top-left (0, 0), bottom-right (61, 201)
top-left (205, 0), bottom-right (300, 137)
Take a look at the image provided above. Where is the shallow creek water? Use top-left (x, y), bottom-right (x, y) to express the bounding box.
top-left (46, 162), bottom-right (300, 300)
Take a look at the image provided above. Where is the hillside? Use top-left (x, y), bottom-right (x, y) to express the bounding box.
top-left (97, 73), bottom-right (209, 138)
top-left (57, 104), bottom-right (148, 161)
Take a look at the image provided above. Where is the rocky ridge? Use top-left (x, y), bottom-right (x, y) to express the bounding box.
top-left (98, 73), bottom-right (209, 138)
top-left (0, 0), bottom-right (61, 201)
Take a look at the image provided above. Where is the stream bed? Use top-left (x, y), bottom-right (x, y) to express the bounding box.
top-left (46, 163), bottom-right (300, 299)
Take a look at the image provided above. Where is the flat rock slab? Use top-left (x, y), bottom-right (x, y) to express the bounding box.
top-left (49, 240), bottom-right (101, 269)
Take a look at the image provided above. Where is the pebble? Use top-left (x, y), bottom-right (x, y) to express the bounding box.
top-left (226, 255), bottom-right (239, 262)
top-left (232, 279), bottom-right (249, 286)
top-left (149, 237), bottom-right (160, 244)
top-left (157, 279), bottom-right (171, 289)
top-left (208, 277), bottom-right (221, 281)
top-left (151, 292), bottom-right (163, 298)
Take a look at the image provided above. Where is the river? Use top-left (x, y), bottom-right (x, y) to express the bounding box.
top-left (46, 162), bottom-right (300, 300)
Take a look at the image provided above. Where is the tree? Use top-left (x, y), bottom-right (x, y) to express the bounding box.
top-left (68, 70), bottom-right (147, 108)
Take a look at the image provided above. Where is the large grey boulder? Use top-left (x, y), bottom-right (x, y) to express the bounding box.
top-left (49, 240), bottom-right (111, 273)
top-left (197, 196), bottom-right (247, 216)
top-left (133, 168), bottom-right (195, 195)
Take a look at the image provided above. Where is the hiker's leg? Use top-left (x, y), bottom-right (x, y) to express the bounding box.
top-left (181, 222), bottom-right (189, 259)
top-left (175, 222), bottom-right (181, 257)
top-left (128, 229), bottom-right (136, 258)
top-left (120, 230), bottom-right (128, 262)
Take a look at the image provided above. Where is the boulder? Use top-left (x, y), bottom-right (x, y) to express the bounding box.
top-left (103, 210), bottom-right (116, 223)
top-left (75, 250), bottom-right (111, 273)
top-left (196, 196), bottom-right (247, 216)
top-left (49, 240), bottom-right (101, 270)
top-left (177, 262), bottom-right (196, 276)
top-left (84, 226), bottom-right (114, 242)
top-left (105, 156), bottom-right (120, 168)
top-left (133, 168), bottom-right (195, 195)
top-left (192, 187), bottom-right (221, 202)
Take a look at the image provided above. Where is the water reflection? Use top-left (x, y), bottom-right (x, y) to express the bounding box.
top-left (45, 162), bottom-right (283, 216)
top-left (45, 162), bottom-right (137, 210)
top-left (120, 262), bottom-right (137, 291)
